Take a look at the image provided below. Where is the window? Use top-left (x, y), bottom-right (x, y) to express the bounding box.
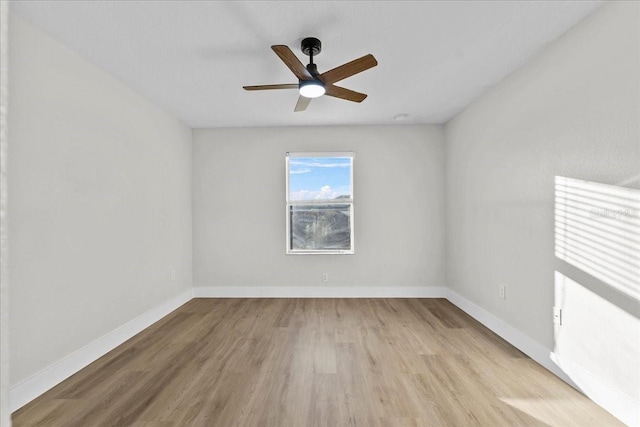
top-left (286, 152), bottom-right (354, 254)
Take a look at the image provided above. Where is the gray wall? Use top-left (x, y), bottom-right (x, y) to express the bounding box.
top-left (8, 16), bottom-right (193, 386)
top-left (445, 1), bottom-right (639, 418)
top-left (0, 3), bottom-right (9, 425)
top-left (193, 125), bottom-right (445, 289)
top-left (6, 2), bottom-right (638, 423)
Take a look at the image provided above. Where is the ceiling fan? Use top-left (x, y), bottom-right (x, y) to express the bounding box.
top-left (243, 37), bottom-right (378, 112)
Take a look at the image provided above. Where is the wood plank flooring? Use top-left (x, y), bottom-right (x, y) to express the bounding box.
top-left (13, 298), bottom-right (621, 426)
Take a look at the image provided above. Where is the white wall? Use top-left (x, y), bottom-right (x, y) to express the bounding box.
top-left (8, 15), bottom-right (193, 391)
top-left (5, 2), bottom-right (637, 423)
top-left (0, 2), bottom-right (10, 426)
top-left (445, 2), bottom-right (639, 424)
top-left (193, 125), bottom-right (445, 293)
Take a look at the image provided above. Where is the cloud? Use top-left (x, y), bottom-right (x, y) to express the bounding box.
top-left (316, 185), bottom-right (337, 200)
top-left (290, 185), bottom-right (339, 201)
top-left (289, 168), bottom-right (311, 175)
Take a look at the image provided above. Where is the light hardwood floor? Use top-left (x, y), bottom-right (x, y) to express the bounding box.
top-left (13, 298), bottom-right (621, 426)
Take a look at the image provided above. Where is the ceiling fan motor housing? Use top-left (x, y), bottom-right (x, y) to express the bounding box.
top-left (306, 63), bottom-right (320, 78)
top-left (243, 38), bottom-right (377, 111)
top-left (301, 37), bottom-right (322, 57)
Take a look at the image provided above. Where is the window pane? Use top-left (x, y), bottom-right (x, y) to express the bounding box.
top-left (290, 204), bottom-right (351, 250)
top-left (288, 157), bottom-right (352, 201)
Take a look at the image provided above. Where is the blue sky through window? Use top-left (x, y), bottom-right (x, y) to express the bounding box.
top-left (289, 156), bottom-right (352, 201)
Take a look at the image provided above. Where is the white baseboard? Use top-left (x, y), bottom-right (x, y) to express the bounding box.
top-left (10, 286), bottom-right (633, 427)
top-left (9, 286), bottom-right (443, 412)
top-left (9, 289), bottom-right (193, 412)
top-left (445, 289), bottom-right (638, 426)
top-left (551, 352), bottom-right (639, 427)
top-left (445, 289), bottom-right (577, 388)
top-left (193, 285), bottom-right (448, 298)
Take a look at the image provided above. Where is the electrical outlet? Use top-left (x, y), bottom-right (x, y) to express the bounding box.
top-left (499, 285), bottom-right (506, 299)
top-left (171, 270), bottom-right (176, 281)
top-left (553, 306), bottom-right (562, 326)
top-left (322, 273), bottom-right (329, 282)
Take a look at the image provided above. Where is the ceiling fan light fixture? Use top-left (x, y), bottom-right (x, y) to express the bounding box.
top-left (243, 40), bottom-right (377, 111)
top-left (299, 80), bottom-right (325, 98)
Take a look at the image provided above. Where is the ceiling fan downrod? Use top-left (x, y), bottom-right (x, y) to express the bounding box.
top-left (302, 37), bottom-right (321, 77)
top-left (242, 36), bottom-right (377, 111)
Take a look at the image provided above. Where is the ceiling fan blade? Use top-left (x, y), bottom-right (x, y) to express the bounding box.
top-left (243, 84), bottom-right (298, 91)
top-left (294, 95), bottom-right (311, 112)
top-left (319, 54), bottom-right (378, 84)
top-left (272, 45), bottom-right (313, 81)
top-left (325, 84), bottom-right (368, 103)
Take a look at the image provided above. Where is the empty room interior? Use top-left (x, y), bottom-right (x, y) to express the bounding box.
top-left (1, 0), bottom-right (639, 426)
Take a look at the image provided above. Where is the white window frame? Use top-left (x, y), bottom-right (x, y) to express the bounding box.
top-left (286, 152), bottom-right (354, 255)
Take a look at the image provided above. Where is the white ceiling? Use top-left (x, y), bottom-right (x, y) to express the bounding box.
top-left (11, 1), bottom-right (602, 128)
